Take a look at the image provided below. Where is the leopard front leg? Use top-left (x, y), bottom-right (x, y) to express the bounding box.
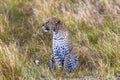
top-left (48, 54), bottom-right (56, 72)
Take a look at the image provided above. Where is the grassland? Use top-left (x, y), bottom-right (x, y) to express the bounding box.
top-left (0, 0), bottom-right (120, 80)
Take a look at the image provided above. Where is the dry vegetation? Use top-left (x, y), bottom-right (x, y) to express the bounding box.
top-left (0, 0), bottom-right (120, 80)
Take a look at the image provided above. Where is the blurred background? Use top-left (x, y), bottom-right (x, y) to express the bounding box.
top-left (0, 0), bottom-right (120, 79)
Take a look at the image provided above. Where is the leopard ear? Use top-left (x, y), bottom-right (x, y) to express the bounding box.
top-left (53, 20), bottom-right (61, 32)
top-left (55, 20), bottom-right (60, 25)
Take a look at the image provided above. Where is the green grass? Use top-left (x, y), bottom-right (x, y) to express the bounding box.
top-left (0, 0), bottom-right (120, 80)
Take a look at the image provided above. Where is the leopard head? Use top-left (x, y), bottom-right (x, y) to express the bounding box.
top-left (42, 17), bottom-right (61, 32)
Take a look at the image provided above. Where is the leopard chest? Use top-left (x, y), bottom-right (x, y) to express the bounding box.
top-left (53, 39), bottom-right (69, 59)
top-left (52, 31), bottom-right (72, 58)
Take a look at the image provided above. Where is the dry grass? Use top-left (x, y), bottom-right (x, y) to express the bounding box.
top-left (0, 0), bottom-right (120, 80)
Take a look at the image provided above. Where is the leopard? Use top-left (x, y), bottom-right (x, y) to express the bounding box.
top-left (42, 17), bottom-right (79, 74)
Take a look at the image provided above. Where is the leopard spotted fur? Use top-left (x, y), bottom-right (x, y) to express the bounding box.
top-left (42, 17), bottom-right (79, 74)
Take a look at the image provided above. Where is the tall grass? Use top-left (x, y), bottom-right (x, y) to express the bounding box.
top-left (0, 0), bottom-right (120, 79)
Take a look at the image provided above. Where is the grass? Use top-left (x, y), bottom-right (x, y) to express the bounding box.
top-left (0, 0), bottom-right (120, 80)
